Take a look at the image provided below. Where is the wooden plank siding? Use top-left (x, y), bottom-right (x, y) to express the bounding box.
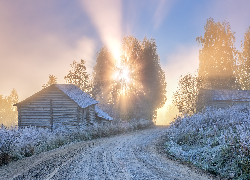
top-left (17, 85), bottom-right (91, 130)
top-left (208, 101), bottom-right (232, 109)
top-left (14, 84), bottom-right (114, 130)
top-left (198, 89), bottom-right (250, 112)
top-left (205, 100), bottom-right (250, 109)
top-left (89, 105), bottom-right (95, 124)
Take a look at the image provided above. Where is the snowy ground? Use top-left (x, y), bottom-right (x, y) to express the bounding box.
top-left (165, 106), bottom-right (250, 179)
top-left (0, 127), bottom-right (213, 180)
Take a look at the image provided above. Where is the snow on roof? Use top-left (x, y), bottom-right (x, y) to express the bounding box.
top-left (95, 105), bottom-right (113, 121)
top-left (55, 84), bottom-right (99, 108)
top-left (205, 89), bottom-right (250, 101)
top-left (14, 84), bottom-right (99, 108)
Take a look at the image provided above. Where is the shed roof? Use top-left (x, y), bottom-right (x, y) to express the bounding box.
top-left (202, 89), bottom-right (250, 101)
top-left (14, 84), bottom-right (99, 108)
top-left (95, 105), bottom-right (113, 121)
top-left (55, 84), bottom-right (98, 108)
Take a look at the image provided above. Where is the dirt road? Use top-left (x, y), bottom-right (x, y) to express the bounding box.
top-left (0, 127), bottom-right (214, 180)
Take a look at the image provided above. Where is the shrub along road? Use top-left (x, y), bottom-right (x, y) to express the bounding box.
top-left (0, 126), bottom-right (214, 180)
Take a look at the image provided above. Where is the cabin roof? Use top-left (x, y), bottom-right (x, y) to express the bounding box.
top-left (14, 84), bottom-right (99, 108)
top-left (95, 105), bottom-right (113, 121)
top-left (201, 89), bottom-right (250, 101)
top-left (55, 84), bottom-right (99, 108)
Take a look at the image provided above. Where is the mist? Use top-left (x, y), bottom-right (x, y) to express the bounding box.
top-left (156, 46), bottom-right (199, 125)
top-left (1, 0), bottom-right (250, 125)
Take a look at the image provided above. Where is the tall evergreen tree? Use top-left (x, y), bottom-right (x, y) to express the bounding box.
top-left (92, 36), bottom-right (166, 121)
top-left (120, 36), bottom-right (143, 95)
top-left (141, 37), bottom-right (167, 112)
top-left (116, 36), bottom-right (144, 120)
top-left (197, 18), bottom-right (238, 89)
top-left (92, 47), bottom-right (115, 102)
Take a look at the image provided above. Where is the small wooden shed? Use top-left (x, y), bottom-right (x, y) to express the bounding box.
top-left (14, 84), bottom-right (112, 130)
top-left (95, 105), bottom-right (113, 125)
top-left (198, 89), bottom-right (250, 110)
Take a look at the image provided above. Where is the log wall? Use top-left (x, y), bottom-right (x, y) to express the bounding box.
top-left (207, 101), bottom-right (250, 109)
top-left (18, 86), bottom-right (81, 130)
top-left (89, 105), bottom-right (95, 124)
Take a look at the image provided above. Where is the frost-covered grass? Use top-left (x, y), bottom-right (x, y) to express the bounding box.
top-left (0, 119), bottom-right (153, 166)
top-left (165, 106), bottom-right (250, 179)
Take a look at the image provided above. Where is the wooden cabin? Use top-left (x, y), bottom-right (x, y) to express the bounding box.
top-left (198, 89), bottom-right (250, 111)
top-left (14, 84), bottom-right (112, 130)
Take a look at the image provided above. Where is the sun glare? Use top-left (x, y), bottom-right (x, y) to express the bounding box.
top-left (113, 65), bottom-right (131, 94)
top-left (111, 48), bottom-right (144, 98)
top-left (121, 68), bottom-right (130, 83)
top-left (111, 51), bottom-right (134, 95)
top-left (113, 50), bottom-right (121, 61)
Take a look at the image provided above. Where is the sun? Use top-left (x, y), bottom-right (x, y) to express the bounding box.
top-left (113, 66), bottom-right (131, 90)
top-left (111, 53), bottom-right (132, 95)
top-left (120, 67), bottom-right (130, 83)
top-left (112, 49), bottom-right (121, 64)
top-left (111, 51), bottom-right (143, 97)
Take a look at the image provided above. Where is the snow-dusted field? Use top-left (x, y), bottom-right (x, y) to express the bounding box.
top-left (0, 119), bottom-right (152, 167)
top-left (0, 127), bottom-right (213, 180)
top-left (165, 106), bottom-right (250, 179)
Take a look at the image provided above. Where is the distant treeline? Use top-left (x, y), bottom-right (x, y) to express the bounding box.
top-left (172, 17), bottom-right (250, 116)
top-left (0, 89), bottom-right (18, 126)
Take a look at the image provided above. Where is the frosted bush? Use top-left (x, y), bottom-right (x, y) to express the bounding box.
top-left (0, 118), bottom-right (153, 166)
top-left (165, 106), bottom-right (250, 179)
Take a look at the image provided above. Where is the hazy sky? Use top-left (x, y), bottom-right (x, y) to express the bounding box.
top-left (1, 0), bottom-right (250, 123)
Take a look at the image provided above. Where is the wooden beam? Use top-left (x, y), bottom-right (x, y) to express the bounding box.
top-left (77, 106), bottom-right (80, 127)
top-left (50, 99), bottom-right (53, 132)
top-left (18, 106), bottom-right (21, 128)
